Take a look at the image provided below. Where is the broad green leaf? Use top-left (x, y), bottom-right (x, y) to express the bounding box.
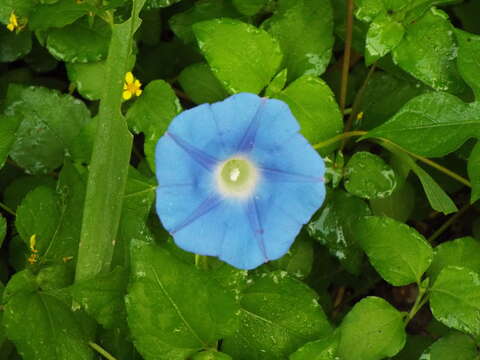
top-left (75, 0), bottom-right (145, 281)
top-left (275, 76), bottom-right (343, 155)
top-left (36, 263), bottom-right (73, 291)
top-left (354, 0), bottom-right (404, 23)
top-left (337, 296), bottom-right (406, 360)
top-left (455, 29), bottom-right (480, 100)
top-left (193, 18), bottom-right (282, 94)
top-left (367, 92), bottom-right (479, 158)
top-left (468, 141), bottom-right (480, 203)
top-left (0, 27), bottom-right (32, 62)
top-left (3, 270), bottom-right (94, 360)
top-left (419, 332), bottom-right (479, 360)
top-left (169, 0), bottom-right (239, 44)
top-left (46, 16), bottom-right (111, 63)
top-left (232, 0), bottom-right (267, 16)
top-left (28, 0), bottom-right (93, 30)
top-left (308, 190), bottom-right (370, 275)
top-left (289, 333), bottom-right (339, 360)
top-left (66, 61), bottom-right (106, 101)
top-left (428, 237), bottom-right (480, 282)
top-left (15, 186), bottom-right (60, 253)
top-left (126, 241), bottom-right (239, 360)
top-left (392, 335), bottom-right (434, 360)
top-left (73, 266), bottom-right (128, 329)
top-left (430, 266), bottom-right (480, 337)
top-left (265, 68), bottom-right (288, 97)
top-left (392, 8), bottom-right (466, 94)
top-left (3, 175), bottom-right (56, 211)
top-left (355, 216), bottom-right (433, 286)
top-left (6, 85), bottom-right (90, 174)
top-left (223, 271), bottom-right (332, 360)
top-left (0, 113), bottom-right (21, 170)
top-left (145, 0), bottom-right (181, 10)
top-left (344, 151), bottom-right (397, 199)
top-left (365, 14), bottom-right (404, 65)
top-left (370, 180), bottom-right (415, 222)
top-left (178, 62), bottom-right (229, 104)
top-left (269, 234), bottom-right (313, 279)
top-left (0, 215), bottom-right (5, 248)
top-left (263, 0), bottom-right (334, 81)
top-left (126, 79), bottom-right (181, 170)
top-left (191, 350), bottom-right (233, 360)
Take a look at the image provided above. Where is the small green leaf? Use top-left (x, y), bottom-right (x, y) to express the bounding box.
top-left (0, 215), bottom-right (6, 248)
top-left (455, 29), bottom-right (480, 100)
top-left (126, 79), bottom-right (182, 170)
top-left (263, 0), bottom-right (334, 81)
top-left (126, 241), bottom-right (239, 360)
top-left (232, 0), bottom-right (267, 16)
top-left (355, 216), bottom-right (433, 286)
top-left (344, 151), bottom-right (397, 200)
top-left (73, 266), bottom-right (128, 329)
top-left (468, 141), bottom-right (480, 203)
top-left (338, 296), bottom-right (406, 360)
top-left (223, 271), bottom-right (332, 360)
top-left (3, 175), bottom-right (56, 211)
top-left (430, 266), bottom-right (480, 337)
top-left (370, 180), bottom-right (415, 222)
top-left (3, 270), bottom-right (94, 360)
top-left (46, 16), bottom-right (111, 63)
top-left (191, 350), bottom-right (233, 360)
top-left (428, 237), bottom-right (480, 282)
top-left (269, 234), bottom-right (314, 279)
top-left (365, 14), bottom-right (404, 65)
top-left (66, 61), bottom-right (106, 101)
top-left (0, 112), bottom-right (21, 170)
top-left (265, 69), bottom-right (288, 97)
top-left (6, 85), bottom-right (90, 174)
top-left (289, 333), bottom-right (339, 360)
top-left (193, 18), bottom-right (282, 94)
top-left (274, 76), bottom-right (343, 155)
top-left (392, 8), bottom-right (466, 94)
top-left (28, 0), bottom-right (93, 30)
top-left (178, 62), bottom-right (229, 104)
top-left (145, 0), bottom-right (181, 10)
top-left (419, 332), bottom-right (479, 360)
top-left (0, 27), bottom-right (32, 62)
top-left (36, 263), bottom-right (73, 291)
top-left (367, 92), bottom-right (479, 158)
top-left (308, 190), bottom-right (370, 275)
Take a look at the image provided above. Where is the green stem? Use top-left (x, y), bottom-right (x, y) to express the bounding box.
top-left (0, 202), bottom-right (15, 216)
top-left (89, 342), bottom-right (118, 360)
top-left (404, 286), bottom-right (429, 326)
top-left (339, 0), bottom-right (354, 114)
top-left (313, 131), bottom-right (367, 150)
top-left (428, 202), bottom-right (472, 243)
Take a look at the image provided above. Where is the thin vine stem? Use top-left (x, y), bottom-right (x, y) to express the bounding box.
top-left (0, 202), bottom-right (15, 216)
top-left (428, 202), bottom-right (472, 243)
top-left (339, 0), bottom-right (354, 114)
top-left (89, 342), bottom-right (118, 360)
top-left (313, 131), bottom-right (367, 150)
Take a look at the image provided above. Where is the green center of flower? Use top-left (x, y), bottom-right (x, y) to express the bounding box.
top-left (216, 157), bottom-right (258, 198)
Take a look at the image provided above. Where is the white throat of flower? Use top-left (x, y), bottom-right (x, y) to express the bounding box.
top-left (215, 156), bottom-right (258, 199)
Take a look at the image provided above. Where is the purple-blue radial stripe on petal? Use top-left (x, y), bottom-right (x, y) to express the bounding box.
top-left (155, 92), bottom-right (326, 270)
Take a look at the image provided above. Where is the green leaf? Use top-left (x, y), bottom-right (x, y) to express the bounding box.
top-left (0, 112), bottom-right (21, 170)
top-left (430, 266), bottom-right (480, 337)
top-left (46, 16), bottom-right (111, 63)
top-left (0, 214), bottom-right (5, 248)
top-left (337, 296), bottom-right (406, 360)
top-left (3, 175), bottom-right (56, 211)
top-left (73, 266), bottom-right (128, 329)
top-left (66, 61), bottom-right (106, 101)
top-left (36, 263), bottom-right (73, 291)
top-left (365, 14), bottom-right (404, 65)
top-left (265, 68), bottom-right (288, 97)
top-left (232, 0), bottom-right (267, 16)
top-left (274, 76), bottom-right (343, 155)
top-left (126, 79), bottom-right (181, 170)
top-left (126, 241), bottom-right (239, 360)
top-left (392, 8), bottom-right (466, 94)
top-left (193, 18), bottom-right (282, 94)
top-left (263, 0), bottom-right (334, 81)
top-left (367, 92), bottom-right (479, 158)
top-left (344, 151), bottom-right (397, 199)
top-left (145, 0), bottom-right (181, 10)
top-left (308, 190), bottom-right (370, 275)
top-left (6, 85), bottom-right (90, 174)
top-left (28, 0), bottom-right (93, 30)
top-left (419, 332), bottom-right (479, 360)
top-left (169, 0), bottom-right (240, 44)
top-left (455, 29), bottom-right (480, 100)
top-left (370, 180), bottom-right (415, 222)
top-left (468, 141), bottom-right (480, 203)
top-left (269, 234), bottom-right (314, 279)
top-left (223, 271), bottom-right (332, 360)
top-left (428, 237), bottom-right (480, 282)
top-left (392, 334), bottom-right (435, 360)
top-left (289, 333), bottom-right (339, 360)
top-left (3, 270), bottom-right (94, 360)
top-left (178, 62), bottom-right (229, 105)
top-left (355, 216), bottom-right (433, 286)
top-left (0, 27), bottom-right (32, 62)
top-left (75, 0), bottom-right (145, 282)
top-left (191, 350), bottom-right (233, 360)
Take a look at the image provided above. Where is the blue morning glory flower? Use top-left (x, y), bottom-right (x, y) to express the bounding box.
top-left (155, 93), bottom-right (325, 270)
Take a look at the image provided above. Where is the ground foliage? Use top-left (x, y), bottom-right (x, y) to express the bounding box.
top-left (0, 0), bottom-right (479, 359)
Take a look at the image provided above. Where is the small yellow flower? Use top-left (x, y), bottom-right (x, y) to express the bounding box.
top-left (6, 12), bottom-right (19, 32)
top-left (28, 234), bottom-right (39, 264)
top-left (356, 111), bottom-right (364, 121)
top-left (123, 72), bottom-right (142, 100)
